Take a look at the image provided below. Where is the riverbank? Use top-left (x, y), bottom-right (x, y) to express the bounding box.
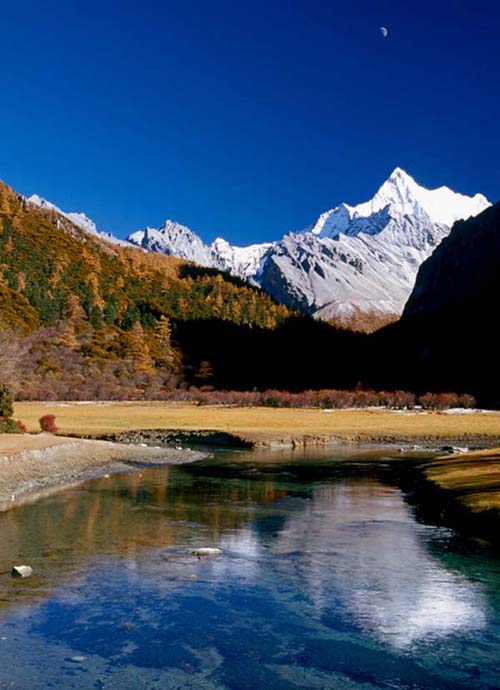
top-left (423, 447), bottom-right (500, 513)
top-left (13, 401), bottom-right (500, 447)
top-left (393, 447), bottom-right (500, 545)
top-left (6, 402), bottom-right (500, 532)
top-left (0, 434), bottom-right (206, 512)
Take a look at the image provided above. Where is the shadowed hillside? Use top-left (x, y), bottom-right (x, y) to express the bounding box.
top-left (367, 203), bottom-right (500, 405)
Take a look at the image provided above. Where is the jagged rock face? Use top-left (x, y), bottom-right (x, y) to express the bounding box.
top-left (27, 168), bottom-right (491, 331)
top-left (260, 169), bottom-right (489, 328)
top-left (210, 238), bottom-right (273, 281)
top-left (128, 223), bottom-right (273, 282)
top-left (128, 221), bottom-right (213, 265)
top-left (260, 220), bottom-right (450, 324)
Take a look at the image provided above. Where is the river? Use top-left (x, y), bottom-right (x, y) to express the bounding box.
top-left (0, 447), bottom-right (499, 689)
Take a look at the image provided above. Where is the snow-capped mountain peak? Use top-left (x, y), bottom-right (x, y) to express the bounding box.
top-left (311, 167), bottom-right (490, 241)
top-left (367, 167), bottom-right (489, 226)
top-left (258, 168), bottom-right (491, 327)
top-left (128, 219), bottom-right (214, 265)
top-left (28, 193), bottom-right (57, 211)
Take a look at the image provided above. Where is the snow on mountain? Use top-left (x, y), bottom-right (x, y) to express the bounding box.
top-left (211, 238), bottom-right (274, 280)
top-left (127, 224), bottom-right (274, 281)
top-left (310, 168), bottom-right (489, 240)
top-left (27, 194), bottom-right (131, 247)
top-left (258, 168), bottom-right (491, 327)
top-left (260, 224), bottom-right (442, 324)
top-left (128, 220), bottom-right (213, 265)
top-left (28, 168), bottom-right (491, 331)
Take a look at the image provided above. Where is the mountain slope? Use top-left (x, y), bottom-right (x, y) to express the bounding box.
top-left (128, 221), bottom-right (273, 281)
top-left (1, 180), bottom-right (289, 332)
top-left (27, 194), bottom-right (132, 247)
top-left (0, 179), bottom-right (291, 397)
top-left (403, 202), bottom-right (500, 318)
top-left (368, 203), bottom-right (500, 404)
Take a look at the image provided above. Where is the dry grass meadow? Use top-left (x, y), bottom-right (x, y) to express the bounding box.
top-left (425, 448), bottom-right (500, 512)
top-left (13, 401), bottom-right (500, 445)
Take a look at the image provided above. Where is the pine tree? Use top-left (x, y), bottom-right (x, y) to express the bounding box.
top-left (154, 315), bottom-right (174, 370)
top-left (127, 321), bottom-right (154, 372)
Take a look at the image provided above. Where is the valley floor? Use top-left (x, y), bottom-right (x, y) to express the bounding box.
top-left (4, 402), bottom-right (500, 520)
top-left (13, 401), bottom-right (500, 446)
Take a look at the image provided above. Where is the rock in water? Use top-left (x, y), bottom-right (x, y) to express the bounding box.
top-left (191, 547), bottom-right (222, 559)
top-left (11, 565), bottom-right (33, 578)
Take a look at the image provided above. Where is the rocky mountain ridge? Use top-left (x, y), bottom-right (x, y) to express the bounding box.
top-left (27, 168), bottom-right (490, 330)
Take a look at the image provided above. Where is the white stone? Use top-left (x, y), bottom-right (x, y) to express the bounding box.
top-left (11, 565), bottom-right (33, 578)
top-left (191, 547), bottom-right (223, 559)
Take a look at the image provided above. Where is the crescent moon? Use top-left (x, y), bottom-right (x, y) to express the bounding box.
top-left (380, 26), bottom-right (388, 38)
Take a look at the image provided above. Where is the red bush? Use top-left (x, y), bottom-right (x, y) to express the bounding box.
top-left (164, 387), bottom-right (477, 410)
top-left (39, 414), bottom-right (58, 433)
top-left (458, 393), bottom-right (476, 409)
top-left (15, 419), bottom-right (27, 433)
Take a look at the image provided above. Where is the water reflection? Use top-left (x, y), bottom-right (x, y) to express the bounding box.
top-left (0, 453), bottom-right (499, 689)
top-left (271, 481), bottom-right (487, 647)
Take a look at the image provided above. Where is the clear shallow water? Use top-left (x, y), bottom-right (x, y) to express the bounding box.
top-left (0, 449), bottom-right (499, 689)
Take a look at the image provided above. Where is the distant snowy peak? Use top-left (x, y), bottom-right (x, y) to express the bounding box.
top-left (27, 194), bottom-right (130, 247)
top-left (128, 220), bottom-right (213, 265)
top-left (312, 168), bottom-right (490, 239)
top-left (28, 194), bottom-right (58, 213)
top-left (127, 223), bottom-right (274, 281)
top-left (368, 167), bottom-right (489, 225)
top-left (212, 237), bottom-right (274, 279)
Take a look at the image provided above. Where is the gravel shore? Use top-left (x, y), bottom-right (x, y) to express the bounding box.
top-left (0, 434), bottom-right (206, 511)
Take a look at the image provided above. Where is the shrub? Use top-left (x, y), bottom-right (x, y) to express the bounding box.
top-left (159, 387), bottom-right (478, 410)
top-left (458, 393), bottom-right (476, 409)
top-left (382, 390), bottom-right (417, 409)
top-left (15, 419), bottom-right (27, 433)
top-left (0, 383), bottom-right (13, 418)
top-left (419, 392), bottom-right (438, 409)
top-left (39, 414), bottom-right (58, 433)
top-left (0, 416), bottom-right (25, 433)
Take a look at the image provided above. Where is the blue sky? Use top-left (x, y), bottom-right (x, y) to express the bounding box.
top-left (0, 0), bottom-right (498, 244)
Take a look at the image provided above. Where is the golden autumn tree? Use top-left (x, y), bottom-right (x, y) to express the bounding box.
top-left (126, 320), bottom-right (154, 373)
top-left (152, 315), bottom-right (175, 370)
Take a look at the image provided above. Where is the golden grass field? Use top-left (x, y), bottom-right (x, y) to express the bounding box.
top-left (425, 448), bottom-right (500, 512)
top-left (13, 401), bottom-right (500, 444)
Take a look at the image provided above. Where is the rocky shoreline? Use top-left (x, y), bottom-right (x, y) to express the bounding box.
top-left (0, 435), bottom-right (207, 512)
top-left (80, 427), bottom-right (500, 450)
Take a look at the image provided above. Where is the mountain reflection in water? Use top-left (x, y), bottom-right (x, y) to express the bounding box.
top-left (0, 451), bottom-right (499, 690)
